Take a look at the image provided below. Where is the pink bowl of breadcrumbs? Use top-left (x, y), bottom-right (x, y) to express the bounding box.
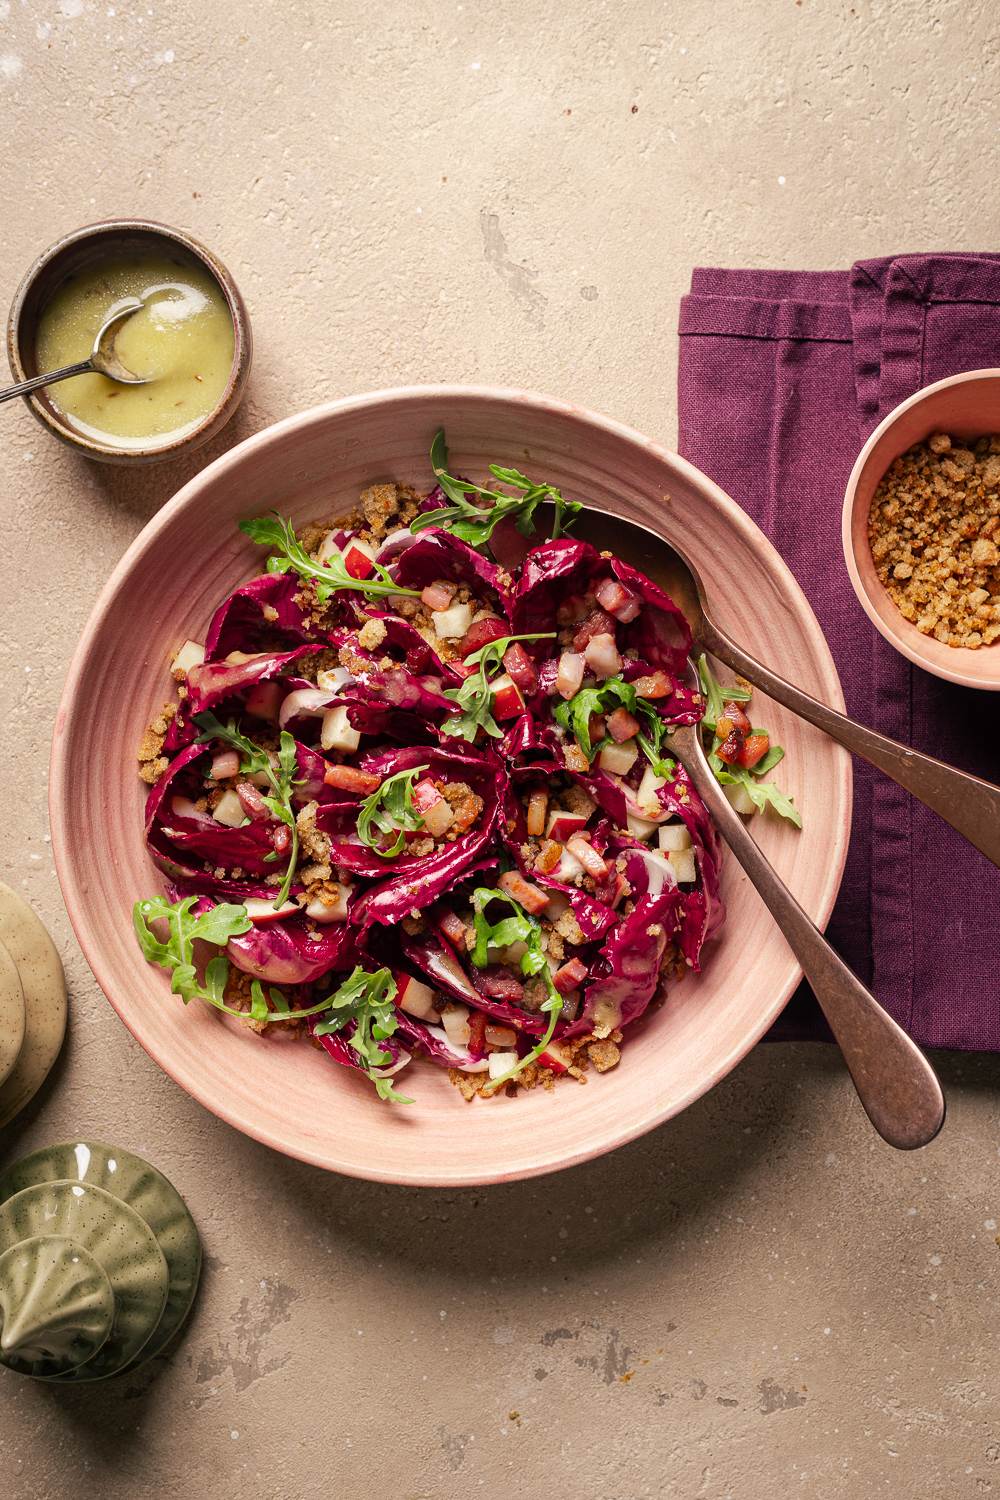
top-left (843, 368), bottom-right (1000, 691)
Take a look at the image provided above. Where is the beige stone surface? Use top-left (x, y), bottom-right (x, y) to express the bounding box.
top-left (2, 1), bottom-right (999, 1495)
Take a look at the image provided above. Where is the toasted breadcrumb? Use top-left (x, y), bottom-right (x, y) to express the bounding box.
top-left (869, 432), bottom-right (1000, 648)
top-left (357, 617), bottom-right (388, 651)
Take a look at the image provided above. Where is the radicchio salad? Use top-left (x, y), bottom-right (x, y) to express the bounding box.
top-left (134, 432), bottom-right (800, 1104)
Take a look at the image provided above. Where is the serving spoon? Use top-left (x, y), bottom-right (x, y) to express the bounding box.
top-left (0, 298), bottom-right (147, 405)
top-left (574, 507), bottom-right (1000, 871)
top-left (667, 687), bottom-right (945, 1149)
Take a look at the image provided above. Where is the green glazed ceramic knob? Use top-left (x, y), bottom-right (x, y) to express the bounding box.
top-left (0, 1142), bottom-right (202, 1372)
top-left (0, 1181), bottom-right (168, 1382)
top-left (0, 1235), bottom-right (114, 1378)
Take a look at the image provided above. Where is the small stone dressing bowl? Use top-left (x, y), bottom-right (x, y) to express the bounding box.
top-left (7, 219), bottom-right (252, 465)
top-left (842, 368), bottom-right (1000, 690)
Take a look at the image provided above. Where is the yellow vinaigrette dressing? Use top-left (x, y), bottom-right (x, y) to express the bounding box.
top-left (35, 253), bottom-right (234, 448)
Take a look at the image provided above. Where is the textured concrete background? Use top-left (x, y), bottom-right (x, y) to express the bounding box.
top-left (2, 2), bottom-right (999, 1496)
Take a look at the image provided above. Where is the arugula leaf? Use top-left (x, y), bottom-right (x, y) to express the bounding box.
top-left (467, 887), bottom-right (563, 1095)
top-left (553, 676), bottom-right (675, 777)
top-left (239, 512), bottom-right (421, 603)
top-left (696, 655), bottom-right (801, 827)
top-left (411, 429), bottom-right (582, 551)
top-left (193, 712), bottom-right (301, 907)
top-left (313, 966), bottom-right (413, 1103)
top-left (133, 895), bottom-right (325, 1025)
top-left (356, 765), bottom-right (428, 858)
top-left (441, 633), bottom-right (555, 743)
top-left (133, 898), bottom-right (407, 1048)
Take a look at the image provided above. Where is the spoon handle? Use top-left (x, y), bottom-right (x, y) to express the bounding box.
top-left (671, 725), bottom-right (945, 1150)
top-left (0, 360), bottom-right (94, 405)
top-left (700, 616), bottom-right (1000, 870)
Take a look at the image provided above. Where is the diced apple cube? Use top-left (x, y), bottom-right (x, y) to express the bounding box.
top-left (488, 1051), bottom-right (519, 1082)
top-left (316, 528), bottom-right (345, 564)
top-left (432, 601), bottom-right (474, 639)
top-left (212, 789), bottom-right (248, 827)
top-left (636, 764), bottom-right (667, 818)
top-left (172, 639), bottom-right (205, 677)
top-left (485, 1023), bottom-right (518, 1048)
top-left (245, 680), bottom-right (283, 720)
top-left (490, 673), bottom-right (525, 721)
top-left (244, 897), bottom-right (299, 923)
top-left (545, 810), bottom-right (588, 842)
top-left (538, 1040), bottom-right (573, 1075)
top-left (395, 972), bottom-right (439, 1021)
top-left (209, 749), bottom-right (241, 781)
top-left (421, 795), bottom-right (456, 840)
top-left (626, 812), bottom-right (658, 841)
top-left (657, 822), bottom-right (693, 853)
top-left (342, 538), bottom-right (377, 579)
top-left (598, 739), bottom-right (639, 776)
top-left (556, 650), bottom-right (585, 699)
top-left (667, 847), bottom-right (697, 884)
top-left (555, 848), bottom-right (585, 883)
top-left (583, 632), bottom-right (622, 679)
top-left (441, 1001), bottom-right (472, 1048)
top-left (321, 704), bottom-right (361, 754)
top-left (305, 884), bottom-right (352, 922)
top-left (724, 780), bottom-right (757, 816)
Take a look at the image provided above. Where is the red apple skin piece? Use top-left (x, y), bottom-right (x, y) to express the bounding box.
top-left (457, 617), bottom-right (507, 659)
top-left (497, 869), bottom-right (550, 915)
top-left (244, 897), bottom-right (300, 923)
top-left (539, 1040), bottom-right (573, 1074)
top-left (502, 642), bottom-right (539, 695)
top-left (490, 674), bottom-right (525, 722)
top-left (553, 957), bottom-right (588, 993)
top-left (412, 777), bottom-right (445, 812)
top-left (545, 810), bottom-right (588, 842)
top-left (342, 541), bottom-right (376, 580)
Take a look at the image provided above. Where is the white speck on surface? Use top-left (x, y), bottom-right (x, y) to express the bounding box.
top-left (153, 47), bottom-right (175, 64)
top-left (35, 21), bottom-right (50, 39)
top-left (470, 60), bottom-right (481, 70)
top-left (0, 53), bottom-right (22, 79)
top-left (823, 1327), bottom-right (831, 1336)
top-left (230, 1430), bottom-right (239, 1440)
top-left (929, 1254), bottom-right (942, 1266)
top-left (984, 1219), bottom-right (996, 1231)
top-left (23, 451), bottom-right (34, 462)
top-left (778, 175), bottom-right (786, 185)
top-left (58, 0), bottom-right (85, 16)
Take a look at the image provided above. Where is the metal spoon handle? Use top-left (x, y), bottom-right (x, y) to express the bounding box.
top-left (671, 725), bottom-right (945, 1150)
top-left (700, 614), bottom-right (1000, 870)
top-left (0, 360), bottom-right (94, 404)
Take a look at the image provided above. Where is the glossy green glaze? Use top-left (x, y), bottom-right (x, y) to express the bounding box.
top-left (0, 1235), bottom-right (113, 1378)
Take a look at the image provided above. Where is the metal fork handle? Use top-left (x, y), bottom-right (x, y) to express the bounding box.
top-left (670, 723), bottom-right (945, 1150)
top-left (0, 360), bottom-right (94, 404)
top-left (699, 613), bottom-right (1000, 871)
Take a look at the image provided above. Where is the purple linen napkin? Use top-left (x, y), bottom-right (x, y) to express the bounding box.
top-left (678, 258), bottom-right (1000, 1050)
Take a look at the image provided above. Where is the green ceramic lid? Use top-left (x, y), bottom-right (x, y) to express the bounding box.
top-left (0, 939), bottom-right (25, 1090)
top-left (0, 1235), bottom-right (113, 1378)
top-left (0, 1180), bottom-right (168, 1382)
top-left (0, 884), bottom-right (67, 1128)
top-left (0, 1141), bottom-right (201, 1370)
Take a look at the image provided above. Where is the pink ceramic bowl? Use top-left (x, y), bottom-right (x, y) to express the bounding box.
top-left (51, 387), bottom-right (851, 1186)
top-left (843, 368), bottom-right (1000, 690)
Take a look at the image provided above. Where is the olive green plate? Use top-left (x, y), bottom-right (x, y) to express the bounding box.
top-left (0, 940), bottom-right (25, 1090)
top-left (0, 884), bottom-right (67, 1128)
top-left (0, 1141), bottom-right (201, 1369)
top-left (0, 1181), bottom-right (168, 1381)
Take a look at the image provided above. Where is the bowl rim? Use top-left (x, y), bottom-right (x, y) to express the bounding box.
top-left (841, 366), bottom-right (1000, 691)
top-left (7, 217), bottom-right (251, 463)
top-left (49, 384), bottom-right (852, 1184)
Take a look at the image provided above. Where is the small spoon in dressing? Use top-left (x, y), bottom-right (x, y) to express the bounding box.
top-left (0, 298), bottom-right (147, 405)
